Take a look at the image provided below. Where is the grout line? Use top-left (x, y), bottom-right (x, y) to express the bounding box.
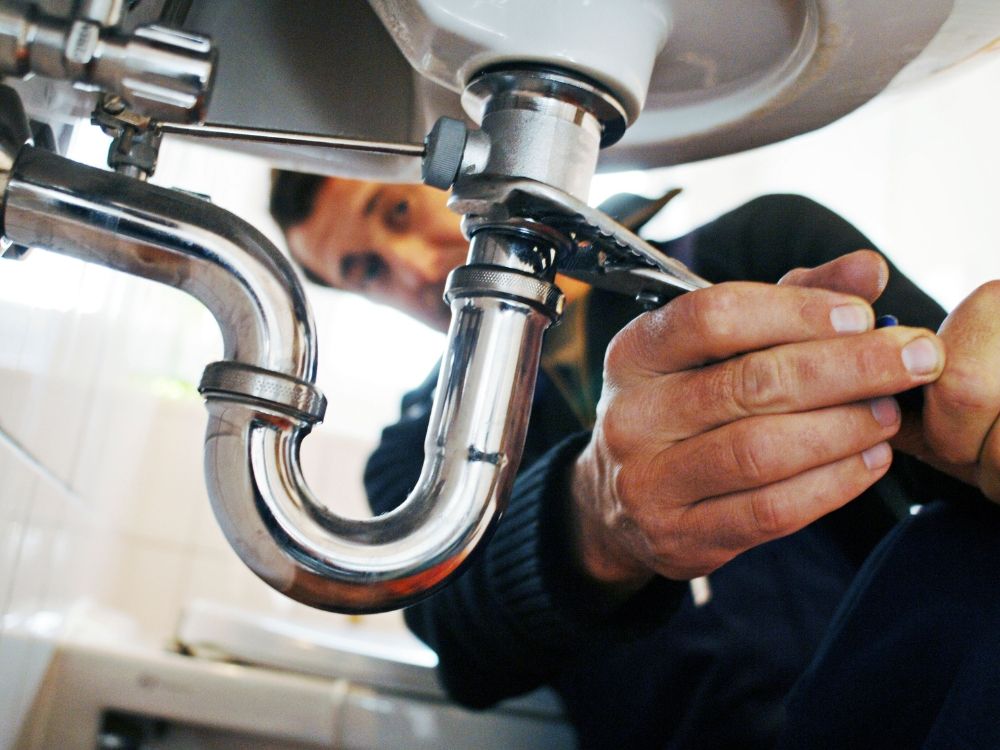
top-left (0, 425), bottom-right (81, 504)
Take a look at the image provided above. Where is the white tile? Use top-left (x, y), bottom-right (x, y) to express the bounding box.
top-left (0, 457), bottom-right (39, 619)
top-left (189, 492), bottom-right (234, 556)
top-left (70, 386), bottom-right (158, 536)
top-left (17, 375), bottom-right (92, 485)
top-left (298, 428), bottom-right (376, 520)
top-left (29, 467), bottom-right (82, 529)
top-left (0, 301), bottom-right (30, 371)
top-left (0, 438), bottom-right (35, 523)
top-left (179, 550), bottom-right (243, 608)
top-left (99, 536), bottom-right (186, 646)
top-left (0, 630), bottom-right (58, 750)
top-left (0, 517), bottom-right (27, 623)
top-left (128, 398), bottom-right (209, 548)
top-left (0, 368), bottom-right (31, 445)
top-left (4, 523), bottom-right (53, 645)
top-left (49, 527), bottom-right (119, 612)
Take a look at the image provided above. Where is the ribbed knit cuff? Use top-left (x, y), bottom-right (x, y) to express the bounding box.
top-left (484, 432), bottom-right (687, 656)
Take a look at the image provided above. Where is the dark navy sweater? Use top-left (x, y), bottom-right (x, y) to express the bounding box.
top-left (365, 195), bottom-right (982, 748)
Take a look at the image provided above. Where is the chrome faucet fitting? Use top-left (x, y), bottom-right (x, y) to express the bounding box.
top-left (0, 2), bottom-right (215, 123)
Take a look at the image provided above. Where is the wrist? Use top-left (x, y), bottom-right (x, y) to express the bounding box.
top-left (568, 446), bottom-right (653, 599)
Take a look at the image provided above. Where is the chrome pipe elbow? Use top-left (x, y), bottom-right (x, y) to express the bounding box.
top-left (2, 145), bottom-right (563, 612)
top-left (203, 287), bottom-right (557, 612)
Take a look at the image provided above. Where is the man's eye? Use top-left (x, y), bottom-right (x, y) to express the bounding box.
top-left (384, 199), bottom-right (410, 233)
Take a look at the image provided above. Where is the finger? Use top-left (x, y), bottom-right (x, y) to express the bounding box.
top-left (606, 326), bottom-right (943, 445)
top-left (609, 283), bottom-right (875, 384)
top-left (779, 249), bottom-right (889, 303)
top-left (629, 399), bottom-right (901, 504)
top-left (924, 280), bottom-right (1000, 465)
top-left (670, 445), bottom-right (893, 576)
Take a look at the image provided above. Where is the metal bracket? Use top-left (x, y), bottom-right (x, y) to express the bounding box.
top-left (93, 94), bottom-right (163, 179)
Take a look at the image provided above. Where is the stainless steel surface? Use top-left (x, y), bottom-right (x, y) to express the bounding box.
top-left (463, 68), bottom-right (629, 146)
top-left (0, 84), bottom-right (33, 183)
top-left (77, 0), bottom-right (124, 26)
top-left (177, 0), bottom-right (429, 182)
top-left (0, 3), bottom-right (215, 123)
top-left (199, 361), bottom-right (328, 424)
top-left (160, 122), bottom-right (426, 158)
top-left (4, 146), bottom-right (315, 376)
top-left (464, 68), bottom-right (626, 201)
top-left (203, 285), bottom-right (555, 611)
top-left (445, 265), bottom-right (564, 317)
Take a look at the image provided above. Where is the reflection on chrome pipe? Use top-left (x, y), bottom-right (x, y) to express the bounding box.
top-left (3, 147), bottom-right (314, 377)
top-left (1, 146), bottom-right (561, 612)
top-left (204, 293), bottom-right (554, 611)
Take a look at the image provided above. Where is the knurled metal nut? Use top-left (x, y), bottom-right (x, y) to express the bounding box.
top-left (65, 20), bottom-right (100, 65)
top-left (199, 362), bottom-right (327, 422)
top-left (445, 265), bottom-right (563, 318)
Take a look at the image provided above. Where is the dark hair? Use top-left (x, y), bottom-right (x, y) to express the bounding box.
top-left (268, 169), bottom-right (327, 232)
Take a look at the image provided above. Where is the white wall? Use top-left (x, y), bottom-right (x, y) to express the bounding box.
top-left (2, 46), bottom-right (999, 745)
top-left (593, 54), bottom-right (1000, 310)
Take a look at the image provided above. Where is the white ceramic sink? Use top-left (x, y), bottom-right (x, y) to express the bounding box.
top-left (174, 0), bottom-right (1000, 177)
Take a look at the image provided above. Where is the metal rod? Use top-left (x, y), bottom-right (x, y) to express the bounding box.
top-left (159, 122), bottom-right (426, 158)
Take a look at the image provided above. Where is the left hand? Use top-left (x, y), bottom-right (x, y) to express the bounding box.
top-left (783, 258), bottom-right (1000, 501)
top-left (895, 281), bottom-right (1000, 501)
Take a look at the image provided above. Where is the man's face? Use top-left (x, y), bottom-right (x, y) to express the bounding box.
top-left (286, 177), bottom-right (469, 332)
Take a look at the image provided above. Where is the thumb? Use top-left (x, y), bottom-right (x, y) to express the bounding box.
top-left (779, 249), bottom-right (889, 304)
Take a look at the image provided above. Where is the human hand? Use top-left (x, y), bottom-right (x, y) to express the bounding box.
top-left (891, 281), bottom-right (1000, 501)
top-left (570, 252), bottom-right (945, 594)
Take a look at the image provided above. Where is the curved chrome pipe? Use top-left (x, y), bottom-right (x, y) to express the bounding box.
top-left (3, 147), bottom-right (315, 377)
top-left (2, 146), bottom-right (559, 612)
top-left (204, 292), bottom-right (552, 611)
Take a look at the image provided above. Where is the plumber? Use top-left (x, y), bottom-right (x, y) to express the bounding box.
top-left (271, 171), bottom-right (1000, 749)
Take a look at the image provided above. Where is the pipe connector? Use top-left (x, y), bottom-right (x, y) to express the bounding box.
top-left (0, 4), bottom-right (216, 123)
top-left (199, 362), bottom-right (327, 425)
top-left (445, 264), bottom-right (563, 320)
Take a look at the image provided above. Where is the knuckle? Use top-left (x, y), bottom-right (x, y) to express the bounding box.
top-left (747, 490), bottom-right (788, 538)
top-left (603, 328), bottom-right (639, 380)
top-left (605, 309), bottom-right (671, 379)
top-left (612, 460), bottom-right (645, 504)
top-left (599, 399), bottom-right (638, 459)
top-left (728, 428), bottom-right (770, 485)
top-left (936, 363), bottom-right (1000, 414)
top-left (682, 285), bottom-right (739, 345)
top-left (852, 342), bottom-right (898, 388)
top-left (735, 352), bottom-right (794, 412)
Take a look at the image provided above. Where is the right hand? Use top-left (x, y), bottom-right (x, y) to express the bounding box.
top-left (569, 251), bottom-right (946, 595)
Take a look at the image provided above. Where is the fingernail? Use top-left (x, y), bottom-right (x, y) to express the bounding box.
top-left (862, 442), bottom-right (893, 470)
top-left (830, 304), bottom-right (871, 333)
top-left (901, 337), bottom-right (941, 375)
top-left (869, 397), bottom-right (900, 428)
